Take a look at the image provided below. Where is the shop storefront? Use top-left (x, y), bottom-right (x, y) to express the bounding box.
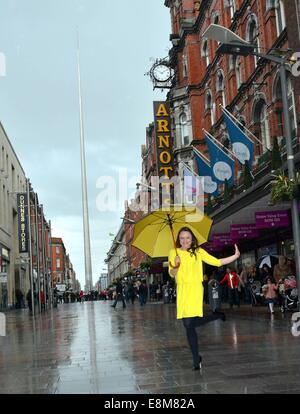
top-left (0, 244), bottom-right (10, 310)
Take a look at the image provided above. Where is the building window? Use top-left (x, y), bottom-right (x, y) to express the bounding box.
top-left (273, 72), bottom-right (297, 139)
top-left (56, 258), bottom-right (61, 268)
top-left (230, 55), bottom-right (242, 89)
top-left (56, 246), bottom-right (60, 254)
top-left (216, 70), bottom-right (226, 107)
top-left (180, 113), bottom-right (190, 146)
top-left (253, 99), bottom-right (271, 152)
top-left (205, 91), bottom-right (215, 125)
top-left (224, 0), bottom-right (236, 19)
top-left (201, 39), bottom-right (210, 67)
top-left (247, 15), bottom-right (259, 66)
top-left (275, 0), bottom-right (286, 34)
top-left (213, 13), bottom-right (220, 25)
top-left (182, 54), bottom-right (188, 78)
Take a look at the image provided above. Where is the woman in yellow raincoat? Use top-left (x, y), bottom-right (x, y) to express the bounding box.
top-left (169, 227), bottom-right (240, 370)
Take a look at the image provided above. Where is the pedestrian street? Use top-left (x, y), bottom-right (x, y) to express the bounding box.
top-left (0, 301), bottom-right (300, 394)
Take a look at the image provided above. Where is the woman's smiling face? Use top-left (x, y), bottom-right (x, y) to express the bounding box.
top-left (179, 230), bottom-right (192, 250)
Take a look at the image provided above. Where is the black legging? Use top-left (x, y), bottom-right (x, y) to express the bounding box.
top-left (182, 315), bottom-right (220, 366)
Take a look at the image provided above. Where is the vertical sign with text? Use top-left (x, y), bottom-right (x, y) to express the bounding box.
top-left (17, 193), bottom-right (29, 253)
top-left (153, 101), bottom-right (174, 207)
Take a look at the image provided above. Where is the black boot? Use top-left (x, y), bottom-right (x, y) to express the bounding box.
top-left (193, 355), bottom-right (202, 371)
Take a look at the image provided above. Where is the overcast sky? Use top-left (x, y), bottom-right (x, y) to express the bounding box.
top-left (0, 0), bottom-right (170, 289)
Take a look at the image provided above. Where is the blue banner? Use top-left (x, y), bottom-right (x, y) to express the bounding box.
top-left (222, 109), bottom-right (254, 168)
top-left (193, 150), bottom-right (219, 196)
top-left (205, 132), bottom-right (235, 185)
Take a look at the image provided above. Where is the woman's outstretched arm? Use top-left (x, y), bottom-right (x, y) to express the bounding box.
top-left (220, 244), bottom-right (240, 266)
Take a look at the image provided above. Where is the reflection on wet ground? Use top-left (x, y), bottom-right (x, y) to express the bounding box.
top-left (0, 301), bottom-right (299, 394)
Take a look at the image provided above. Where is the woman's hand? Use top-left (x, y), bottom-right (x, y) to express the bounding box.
top-left (234, 244), bottom-right (240, 259)
top-left (169, 255), bottom-right (181, 270)
top-left (175, 255), bottom-right (181, 267)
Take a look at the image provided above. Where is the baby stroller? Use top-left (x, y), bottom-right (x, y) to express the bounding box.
top-left (279, 275), bottom-right (298, 313)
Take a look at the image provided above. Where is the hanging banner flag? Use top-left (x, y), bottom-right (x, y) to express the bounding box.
top-left (255, 210), bottom-right (290, 229)
top-left (230, 224), bottom-right (259, 240)
top-left (193, 150), bottom-right (219, 196)
top-left (222, 108), bottom-right (254, 167)
top-left (212, 233), bottom-right (236, 248)
top-left (204, 132), bottom-right (235, 185)
top-left (17, 193), bottom-right (29, 253)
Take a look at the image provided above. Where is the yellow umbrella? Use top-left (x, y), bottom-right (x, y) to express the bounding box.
top-left (132, 206), bottom-right (213, 258)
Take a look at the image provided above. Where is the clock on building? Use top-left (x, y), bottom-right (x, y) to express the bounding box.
top-left (152, 63), bottom-right (172, 82)
top-left (148, 60), bottom-right (173, 89)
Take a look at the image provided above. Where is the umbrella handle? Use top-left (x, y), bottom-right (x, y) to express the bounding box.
top-left (167, 216), bottom-right (178, 256)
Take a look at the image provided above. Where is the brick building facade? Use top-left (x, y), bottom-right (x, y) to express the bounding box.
top-left (165, 0), bottom-right (299, 178)
top-left (162, 0), bottom-right (300, 262)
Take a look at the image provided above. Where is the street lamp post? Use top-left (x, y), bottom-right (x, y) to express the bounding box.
top-left (203, 24), bottom-right (300, 308)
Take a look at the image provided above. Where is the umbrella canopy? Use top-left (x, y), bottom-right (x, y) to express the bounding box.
top-left (257, 255), bottom-right (279, 269)
top-left (132, 206), bottom-right (213, 258)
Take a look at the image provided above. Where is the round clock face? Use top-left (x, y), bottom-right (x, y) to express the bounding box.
top-left (152, 64), bottom-right (171, 82)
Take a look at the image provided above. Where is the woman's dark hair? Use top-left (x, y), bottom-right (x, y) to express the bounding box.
top-left (176, 227), bottom-right (199, 258)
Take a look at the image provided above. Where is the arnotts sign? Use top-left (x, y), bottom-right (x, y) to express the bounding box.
top-left (153, 101), bottom-right (174, 205)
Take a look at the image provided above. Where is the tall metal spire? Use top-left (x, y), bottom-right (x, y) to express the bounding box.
top-left (76, 31), bottom-right (93, 292)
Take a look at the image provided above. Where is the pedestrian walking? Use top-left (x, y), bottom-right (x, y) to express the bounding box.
top-left (15, 289), bottom-right (24, 309)
top-left (138, 280), bottom-right (147, 307)
top-left (127, 282), bottom-right (135, 304)
top-left (273, 256), bottom-right (292, 283)
top-left (219, 268), bottom-right (240, 309)
top-left (111, 279), bottom-right (126, 309)
top-left (262, 277), bottom-right (278, 314)
top-left (26, 289), bottom-right (33, 312)
top-left (168, 227), bottom-right (240, 371)
top-left (79, 290), bottom-right (84, 303)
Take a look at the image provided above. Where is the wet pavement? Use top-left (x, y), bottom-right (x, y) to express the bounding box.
top-left (0, 300), bottom-right (300, 394)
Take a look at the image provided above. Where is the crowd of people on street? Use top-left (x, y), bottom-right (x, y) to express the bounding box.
top-left (9, 252), bottom-right (296, 320)
top-left (201, 255), bottom-right (296, 314)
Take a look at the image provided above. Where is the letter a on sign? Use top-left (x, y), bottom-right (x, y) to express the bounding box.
top-left (156, 104), bottom-right (169, 117)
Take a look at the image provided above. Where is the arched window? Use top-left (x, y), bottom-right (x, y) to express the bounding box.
top-left (212, 12), bottom-right (220, 25)
top-left (275, 0), bottom-right (286, 34)
top-left (232, 55), bottom-right (242, 89)
top-left (224, 0), bottom-right (236, 18)
top-left (205, 91), bottom-right (215, 125)
top-left (205, 91), bottom-right (212, 111)
top-left (202, 39), bottom-right (210, 67)
top-left (216, 70), bottom-right (226, 107)
top-left (247, 15), bottom-right (259, 66)
top-left (253, 99), bottom-right (271, 152)
top-left (273, 73), bottom-right (297, 139)
top-left (180, 113), bottom-right (190, 147)
top-left (182, 54), bottom-right (188, 78)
